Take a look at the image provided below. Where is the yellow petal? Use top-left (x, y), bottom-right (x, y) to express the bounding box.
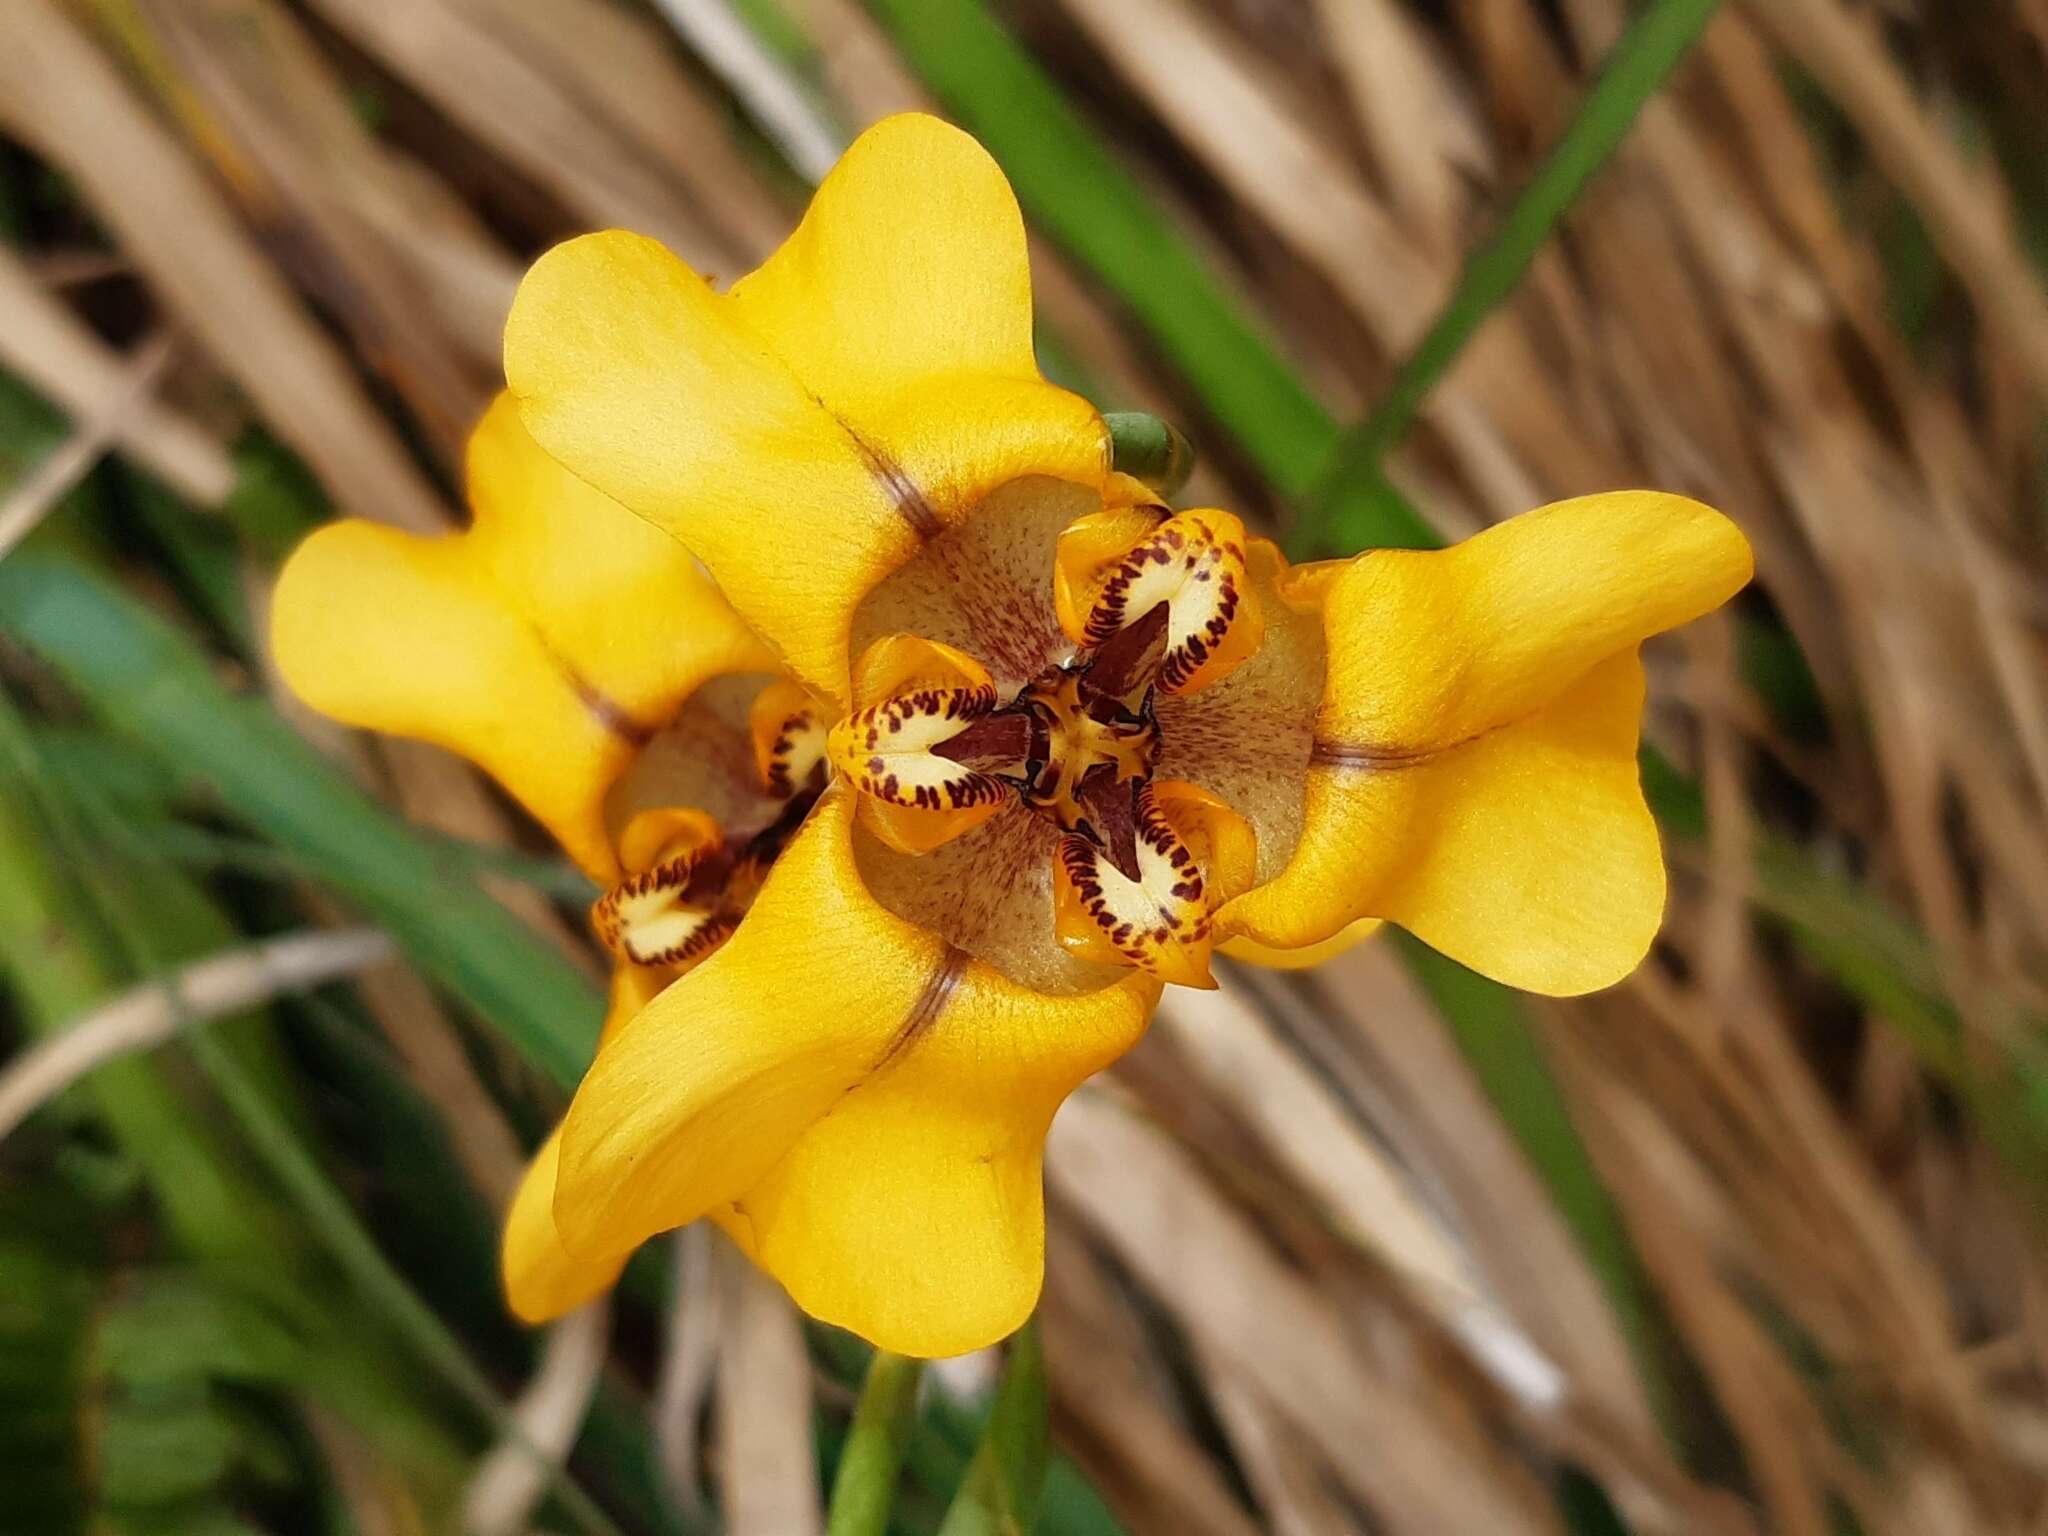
top-left (553, 793), bottom-right (929, 1265)
top-left (505, 115), bottom-right (1108, 706)
top-left (1218, 917), bottom-right (1383, 971)
top-left (600, 961), bottom-right (675, 1052)
top-left (614, 807), bottom-right (724, 878)
top-left (1222, 493), bottom-right (1751, 995)
top-left (507, 962), bottom-right (682, 1320)
top-left (725, 953), bottom-right (1151, 1357)
top-left (552, 789), bottom-right (1156, 1353)
top-left (272, 395), bottom-right (771, 878)
top-left (1287, 491), bottom-right (1751, 755)
top-left (728, 114), bottom-right (1043, 409)
top-left (503, 1127), bottom-right (626, 1323)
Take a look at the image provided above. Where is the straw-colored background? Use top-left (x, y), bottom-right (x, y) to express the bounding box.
top-left (2, 1), bottom-right (2045, 1533)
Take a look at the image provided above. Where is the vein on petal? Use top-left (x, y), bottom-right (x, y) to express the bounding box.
top-left (835, 405), bottom-right (944, 541)
top-left (869, 941), bottom-right (967, 1078)
top-left (535, 626), bottom-right (658, 747)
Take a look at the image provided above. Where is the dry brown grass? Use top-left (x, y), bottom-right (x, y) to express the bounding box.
top-left (2, 0), bottom-right (2046, 1532)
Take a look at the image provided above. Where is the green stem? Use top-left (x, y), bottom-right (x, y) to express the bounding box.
top-left (1298, 0), bottom-right (1727, 556)
top-left (0, 692), bottom-right (476, 1501)
top-left (825, 1351), bottom-right (927, 1536)
top-left (936, 1318), bottom-right (1048, 1536)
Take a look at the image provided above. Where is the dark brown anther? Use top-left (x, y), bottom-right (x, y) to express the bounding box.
top-left (677, 842), bottom-right (737, 905)
top-left (1076, 769), bottom-right (1142, 881)
top-left (731, 783), bottom-right (825, 872)
top-left (1081, 601), bottom-right (1168, 700)
top-left (932, 709), bottom-right (1036, 773)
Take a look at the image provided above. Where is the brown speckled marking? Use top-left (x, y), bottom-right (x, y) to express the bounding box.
top-left (1057, 785), bottom-right (1212, 970)
top-left (1078, 512), bottom-right (1252, 696)
top-left (590, 841), bottom-right (736, 968)
top-left (841, 676), bottom-right (1012, 810)
top-left (760, 705), bottom-right (825, 798)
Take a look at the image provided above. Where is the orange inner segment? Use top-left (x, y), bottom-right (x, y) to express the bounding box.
top-left (591, 808), bottom-right (735, 969)
top-left (1056, 507), bottom-right (1263, 696)
top-left (1052, 779), bottom-right (1257, 988)
top-left (826, 635), bottom-right (1010, 854)
top-left (837, 504), bottom-right (1274, 984)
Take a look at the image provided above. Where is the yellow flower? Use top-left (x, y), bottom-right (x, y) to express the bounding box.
top-left (269, 392), bottom-right (830, 1320)
top-left (501, 113), bottom-right (1752, 1356)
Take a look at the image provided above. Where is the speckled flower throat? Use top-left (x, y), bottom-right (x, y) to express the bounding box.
top-left (826, 488), bottom-right (1305, 990)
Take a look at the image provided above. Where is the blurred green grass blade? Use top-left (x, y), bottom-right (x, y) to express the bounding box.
top-left (935, 1319), bottom-right (1048, 1536)
top-left (825, 1326), bottom-right (1133, 1535)
top-left (181, 1028), bottom-right (625, 1536)
top-left (0, 368), bottom-right (70, 480)
top-left (825, 1351), bottom-right (925, 1536)
top-left (1, 568), bottom-right (656, 1528)
top-left (1640, 752), bottom-right (2048, 1182)
top-left (581, 1385), bottom-right (699, 1536)
top-left (93, 1273), bottom-right (308, 1524)
top-left (1034, 1461), bottom-right (1125, 1536)
top-left (30, 763), bottom-right (597, 902)
top-left (0, 701), bottom-right (475, 1509)
top-left (858, 0), bottom-right (2014, 1317)
top-left (293, 993), bottom-right (516, 1346)
top-left (30, 726), bottom-right (189, 820)
top-left (217, 432), bottom-right (332, 561)
top-left (724, 0), bottom-right (824, 79)
top-left (7, 667), bottom-right (586, 1521)
top-left (1752, 839), bottom-right (2048, 1184)
top-left (122, 466), bottom-right (256, 654)
top-left (1302, 0), bottom-right (1727, 556)
top-left (0, 1242), bottom-right (95, 1534)
top-left (0, 703), bottom-right (302, 1272)
top-left (1389, 935), bottom-right (1661, 1363)
top-left (0, 550), bottom-right (602, 1090)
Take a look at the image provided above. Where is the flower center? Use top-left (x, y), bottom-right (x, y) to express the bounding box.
top-left (1011, 663), bottom-right (1160, 833)
top-left (830, 502), bottom-right (1268, 986)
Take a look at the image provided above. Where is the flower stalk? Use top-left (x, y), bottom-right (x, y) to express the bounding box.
top-left (935, 1318), bottom-right (1049, 1536)
top-left (824, 1350), bottom-right (928, 1536)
